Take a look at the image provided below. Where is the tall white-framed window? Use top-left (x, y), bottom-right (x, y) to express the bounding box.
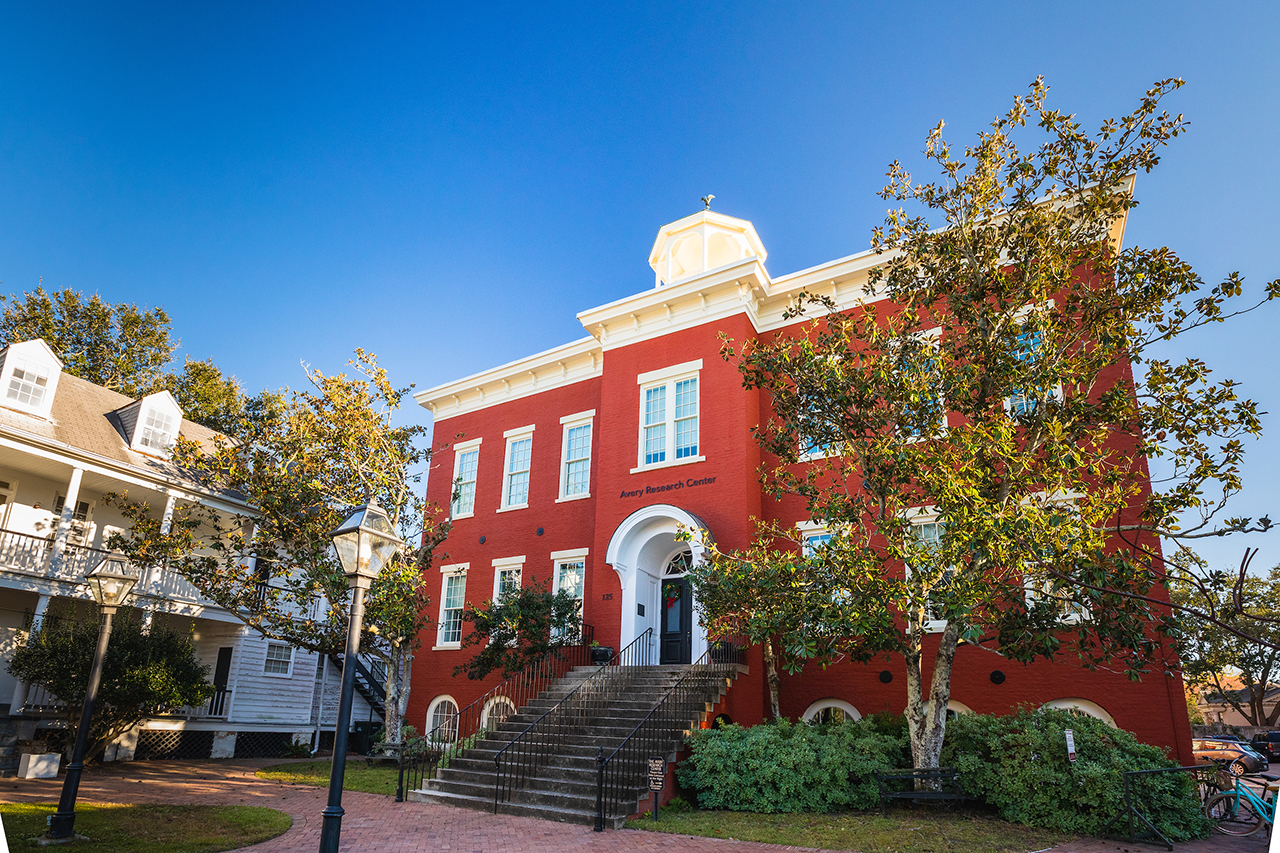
top-left (263, 642), bottom-right (294, 677)
top-left (552, 548), bottom-right (587, 640)
top-left (1023, 494), bottom-right (1087, 624)
top-left (557, 410), bottom-right (595, 501)
top-left (492, 555), bottom-right (524, 602)
top-left (499, 425), bottom-right (534, 511)
top-left (634, 360), bottom-right (703, 472)
top-left (1006, 304), bottom-right (1061, 418)
top-left (897, 329), bottom-right (946, 439)
top-left (450, 438), bottom-right (481, 519)
top-left (436, 564), bottom-right (468, 648)
top-left (906, 513), bottom-right (951, 633)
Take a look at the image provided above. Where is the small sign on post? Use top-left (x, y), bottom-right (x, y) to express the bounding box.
top-left (1065, 729), bottom-right (1077, 763)
top-left (648, 756), bottom-right (666, 821)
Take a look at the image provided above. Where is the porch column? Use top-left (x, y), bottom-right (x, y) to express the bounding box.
top-left (141, 493), bottom-right (179, 632)
top-left (9, 593), bottom-right (51, 712)
top-left (49, 467), bottom-right (84, 575)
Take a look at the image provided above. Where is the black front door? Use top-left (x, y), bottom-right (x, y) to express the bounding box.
top-left (659, 577), bottom-right (691, 664)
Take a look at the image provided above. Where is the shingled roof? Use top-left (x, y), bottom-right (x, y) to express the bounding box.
top-left (0, 369), bottom-right (235, 496)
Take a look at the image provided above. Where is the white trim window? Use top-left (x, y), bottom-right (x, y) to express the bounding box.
top-left (1006, 306), bottom-right (1061, 419)
top-left (499, 426), bottom-right (534, 511)
top-left (492, 555), bottom-right (524, 602)
top-left (426, 695), bottom-right (460, 743)
top-left (263, 642), bottom-right (293, 677)
top-left (437, 564), bottom-right (468, 647)
top-left (552, 549), bottom-right (587, 639)
top-left (802, 698), bottom-right (862, 724)
top-left (557, 410), bottom-right (595, 501)
top-left (450, 439), bottom-right (481, 518)
top-left (139, 406), bottom-right (176, 451)
top-left (6, 357), bottom-right (49, 409)
top-left (907, 517), bottom-right (952, 633)
top-left (634, 360), bottom-right (703, 472)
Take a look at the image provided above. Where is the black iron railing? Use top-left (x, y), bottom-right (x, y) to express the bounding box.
top-left (493, 628), bottom-right (655, 812)
top-left (594, 639), bottom-right (745, 830)
top-left (403, 624), bottom-right (596, 793)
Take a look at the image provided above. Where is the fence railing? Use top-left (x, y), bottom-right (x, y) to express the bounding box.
top-left (0, 529), bottom-right (53, 574)
top-left (403, 629), bottom-right (597, 793)
top-left (403, 624), bottom-right (595, 790)
top-left (493, 627), bottom-right (655, 813)
top-left (594, 638), bottom-right (746, 830)
top-left (0, 529), bottom-right (118, 583)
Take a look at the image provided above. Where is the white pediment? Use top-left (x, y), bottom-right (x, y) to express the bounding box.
top-left (648, 210), bottom-right (767, 288)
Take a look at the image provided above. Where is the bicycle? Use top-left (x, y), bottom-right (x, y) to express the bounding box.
top-left (1203, 768), bottom-right (1278, 837)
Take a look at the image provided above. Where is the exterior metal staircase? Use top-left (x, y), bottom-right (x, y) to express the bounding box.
top-left (328, 654), bottom-right (386, 720)
top-left (407, 646), bottom-right (744, 828)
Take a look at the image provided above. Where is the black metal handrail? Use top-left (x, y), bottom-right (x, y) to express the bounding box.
top-left (403, 625), bottom-right (596, 793)
top-left (494, 627), bottom-right (655, 812)
top-left (594, 638), bottom-right (746, 830)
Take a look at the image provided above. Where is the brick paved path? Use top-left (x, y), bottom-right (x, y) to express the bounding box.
top-left (0, 759), bottom-right (1269, 852)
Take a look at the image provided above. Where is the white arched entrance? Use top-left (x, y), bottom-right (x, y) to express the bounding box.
top-left (605, 503), bottom-right (713, 664)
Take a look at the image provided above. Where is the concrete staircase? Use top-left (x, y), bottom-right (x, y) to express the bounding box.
top-left (408, 664), bottom-right (739, 828)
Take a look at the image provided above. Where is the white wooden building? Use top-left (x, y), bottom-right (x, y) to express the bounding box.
top-left (0, 338), bottom-right (380, 767)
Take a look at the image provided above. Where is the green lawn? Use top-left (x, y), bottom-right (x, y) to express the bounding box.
top-left (0, 803), bottom-right (290, 852)
top-left (258, 759), bottom-right (402, 796)
top-left (624, 808), bottom-right (1076, 853)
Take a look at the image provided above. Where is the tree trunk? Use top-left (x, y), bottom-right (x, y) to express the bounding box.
top-left (761, 638), bottom-right (782, 720)
top-left (903, 621), bottom-right (961, 773)
top-left (382, 643), bottom-right (402, 743)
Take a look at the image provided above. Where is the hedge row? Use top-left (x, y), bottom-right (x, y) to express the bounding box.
top-left (677, 709), bottom-right (1212, 841)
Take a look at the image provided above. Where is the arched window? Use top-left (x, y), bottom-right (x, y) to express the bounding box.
top-left (481, 696), bottom-right (516, 732)
top-left (1039, 698), bottom-right (1115, 727)
top-left (664, 547), bottom-right (692, 576)
top-left (801, 698), bottom-right (861, 724)
top-left (426, 695), bottom-right (459, 743)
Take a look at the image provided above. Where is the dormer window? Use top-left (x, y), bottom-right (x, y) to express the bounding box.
top-left (0, 339), bottom-right (63, 419)
top-left (116, 390), bottom-right (184, 456)
top-left (139, 407), bottom-right (175, 451)
top-left (6, 358), bottom-right (49, 408)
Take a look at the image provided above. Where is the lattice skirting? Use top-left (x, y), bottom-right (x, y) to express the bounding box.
top-left (233, 730), bottom-right (294, 759)
top-left (136, 730), bottom-right (216, 760)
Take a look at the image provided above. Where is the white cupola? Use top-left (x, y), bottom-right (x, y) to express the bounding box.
top-left (648, 208), bottom-right (767, 288)
top-left (0, 339), bottom-right (63, 419)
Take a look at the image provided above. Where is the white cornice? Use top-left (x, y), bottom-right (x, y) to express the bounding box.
top-left (415, 337), bottom-right (603, 422)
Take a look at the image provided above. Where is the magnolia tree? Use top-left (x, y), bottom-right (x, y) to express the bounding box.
top-left (108, 350), bottom-right (448, 743)
top-left (8, 607), bottom-right (214, 760)
top-left (691, 78), bottom-right (1278, 769)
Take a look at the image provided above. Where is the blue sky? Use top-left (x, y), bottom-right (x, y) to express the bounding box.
top-left (1, 2), bottom-right (1277, 571)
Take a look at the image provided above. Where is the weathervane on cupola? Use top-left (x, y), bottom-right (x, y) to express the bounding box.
top-left (648, 198), bottom-right (766, 288)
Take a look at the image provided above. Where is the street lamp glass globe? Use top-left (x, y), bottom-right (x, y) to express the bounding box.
top-left (330, 502), bottom-right (404, 584)
top-left (85, 552), bottom-right (138, 608)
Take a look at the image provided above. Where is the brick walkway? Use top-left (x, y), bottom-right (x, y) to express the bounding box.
top-left (0, 759), bottom-right (1269, 852)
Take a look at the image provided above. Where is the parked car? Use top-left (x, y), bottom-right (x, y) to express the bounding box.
top-left (1250, 731), bottom-right (1280, 762)
top-left (1193, 738), bottom-right (1271, 776)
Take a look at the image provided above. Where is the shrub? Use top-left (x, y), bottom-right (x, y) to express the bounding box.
top-left (677, 718), bottom-right (907, 812)
top-left (940, 708), bottom-right (1212, 841)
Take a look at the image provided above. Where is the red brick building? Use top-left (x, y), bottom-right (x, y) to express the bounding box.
top-left (407, 208), bottom-right (1194, 765)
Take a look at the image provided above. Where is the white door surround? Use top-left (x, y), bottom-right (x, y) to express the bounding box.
top-left (604, 503), bottom-right (713, 662)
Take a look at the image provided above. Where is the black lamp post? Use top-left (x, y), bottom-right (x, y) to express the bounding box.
top-left (318, 502), bottom-right (403, 853)
top-left (46, 552), bottom-right (137, 841)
